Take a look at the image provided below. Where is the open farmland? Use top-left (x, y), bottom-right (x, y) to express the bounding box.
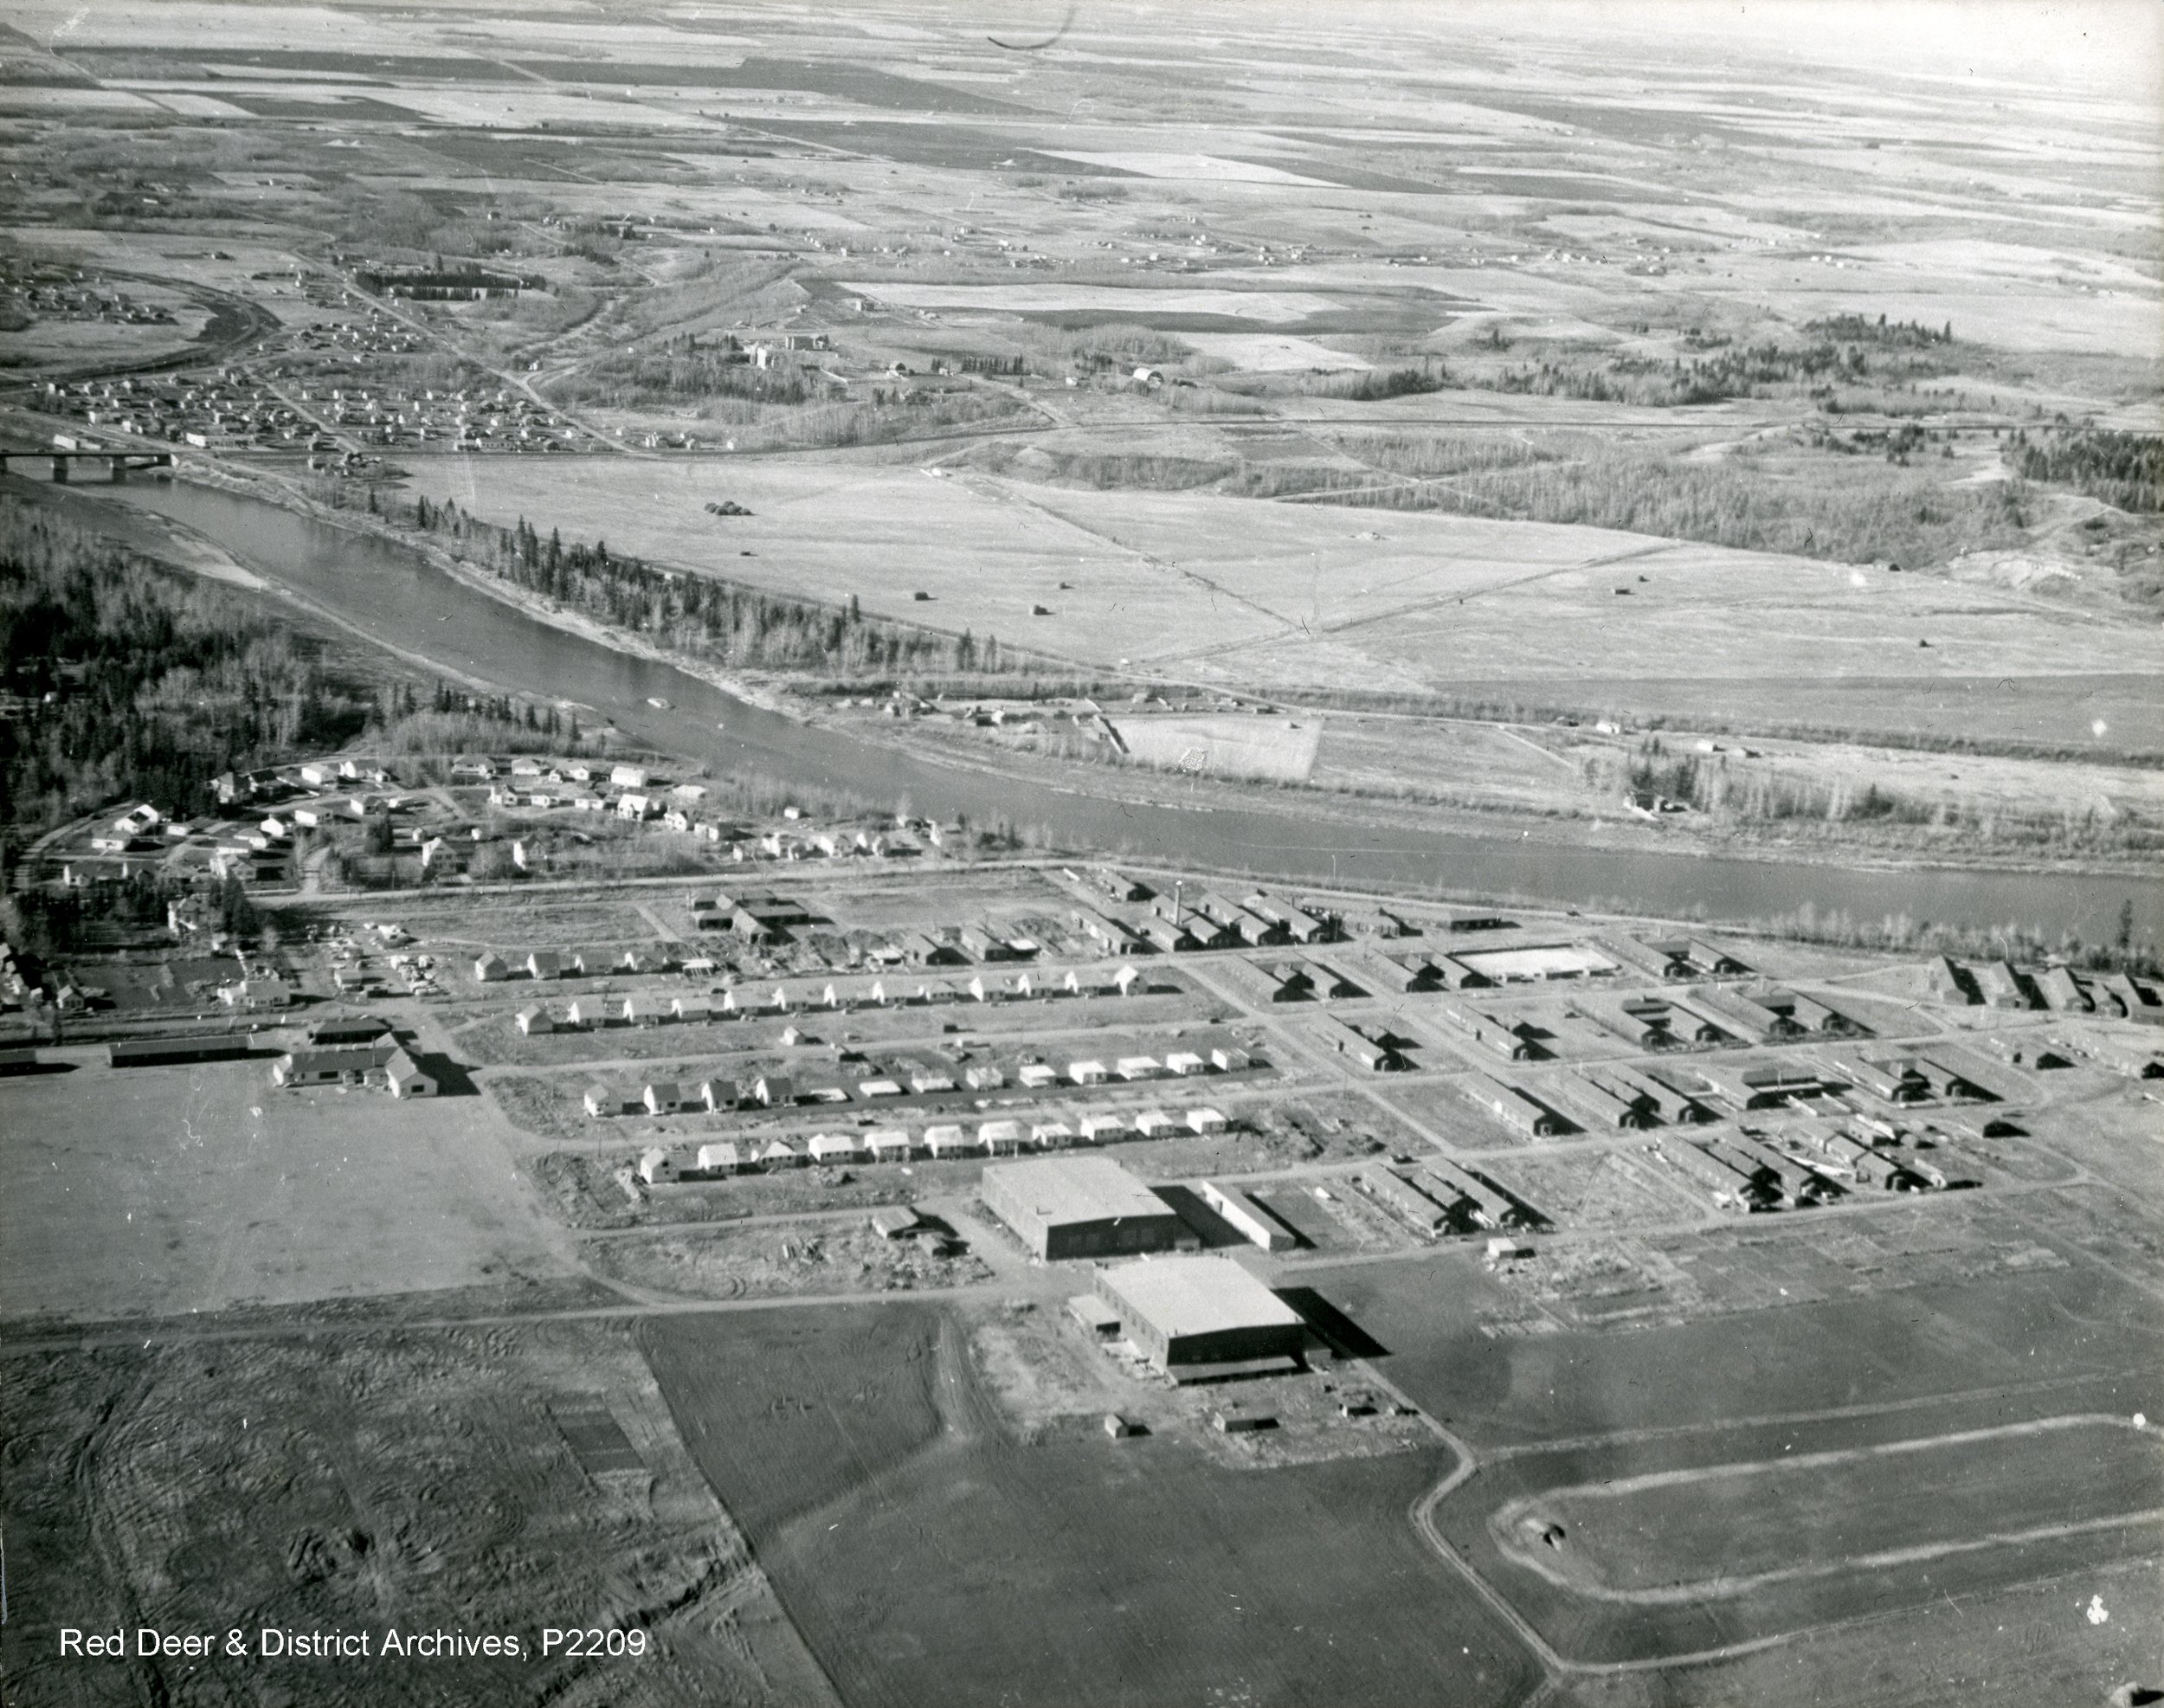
top-left (3, 0), bottom-right (2161, 1703)
top-left (0, 1321), bottom-right (834, 1708)
top-left (643, 1304), bottom-right (1541, 1708)
top-left (0, 1047), bottom-right (576, 1321)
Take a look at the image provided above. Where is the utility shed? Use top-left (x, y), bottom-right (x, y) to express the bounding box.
top-left (1094, 1255), bottom-right (1305, 1373)
top-left (982, 1155), bottom-right (1187, 1260)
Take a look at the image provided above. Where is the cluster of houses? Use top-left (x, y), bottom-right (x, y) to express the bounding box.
top-left (588, 1041), bottom-right (1253, 1121)
top-left (482, 950), bottom-right (1148, 1020)
top-left (455, 759), bottom-right (924, 860)
top-left (628, 1104), bottom-right (1234, 1185)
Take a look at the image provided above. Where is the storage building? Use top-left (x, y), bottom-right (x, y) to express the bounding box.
top-left (1093, 1255), bottom-right (1306, 1375)
top-left (982, 1155), bottom-right (1188, 1260)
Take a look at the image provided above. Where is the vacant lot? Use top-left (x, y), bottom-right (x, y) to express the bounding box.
top-left (587, 1216), bottom-right (992, 1299)
top-left (1111, 711), bottom-right (1323, 781)
top-left (0, 1052), bottom-right (576, 1321)
top-left (642, 1303), bottom-right (1541, 1708)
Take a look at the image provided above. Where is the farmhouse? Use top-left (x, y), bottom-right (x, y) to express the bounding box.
top-left (982, 1155), bottom-right (1188, 1260)
top-left (1093, 1256), bottom-right (1306, 1376)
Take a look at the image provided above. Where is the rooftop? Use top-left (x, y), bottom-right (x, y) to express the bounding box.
top-left (1098, 1255), bottom-right (1303, 1339)
top-left (983, 1155), bottom-right (1170, 1225)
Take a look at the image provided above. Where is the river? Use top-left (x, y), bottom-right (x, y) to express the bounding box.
top-left (38, 474), bottom-right (2161, 943)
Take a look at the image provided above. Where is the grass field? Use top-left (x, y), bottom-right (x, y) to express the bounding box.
top-left (641, 1303), bottom-right (1542, 1708)
top-left (0, 1320), bottom-right (834, 1708)
top-left (417, 458), bottom-right (2161, 748)
top-left (1110, 711), bottom-right (1323, 781)
top-left (0, 1050), bottom-right (575, 1321)
top-left (1494, 1415), bottom-right (2163, 1601)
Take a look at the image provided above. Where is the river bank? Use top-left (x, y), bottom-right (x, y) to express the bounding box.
top-left (25, 467), bottom-right (2158, 941)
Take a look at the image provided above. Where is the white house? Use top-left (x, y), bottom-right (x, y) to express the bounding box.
top-left (637, 1147), bottom-right (678, 1185)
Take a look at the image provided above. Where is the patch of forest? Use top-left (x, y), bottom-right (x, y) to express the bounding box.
top-left (0, 500), bottom-right (374, 837)
top-left (394, 493), bottom-right (1048, 676)
top-left (2009, 425), bottom-right (2161, 513)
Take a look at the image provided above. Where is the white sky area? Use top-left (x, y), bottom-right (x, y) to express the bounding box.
top-left (1264, 0), bottom-right (2161, 104)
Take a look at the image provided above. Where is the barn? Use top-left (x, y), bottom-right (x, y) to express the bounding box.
top-left (1093, 1256), bottom-right (1306, 1376)
top-left (981, 1155), bottom-right (1188, 1260)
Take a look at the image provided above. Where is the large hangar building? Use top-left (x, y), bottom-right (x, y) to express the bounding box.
top-left (982, 1156), bottom-right (1189, 1260)
top-left (1095, 1255), bottom-right (1306, 1376)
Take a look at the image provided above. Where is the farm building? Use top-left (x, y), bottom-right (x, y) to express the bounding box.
top-left (982, 1155), bottom-right (1188, 1260)
top-left (1093, 1256), bottom-right (1306, 1376)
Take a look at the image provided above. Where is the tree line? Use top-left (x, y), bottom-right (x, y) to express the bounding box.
top-left (406, 495), bottom-right (1034, 676)
top-left (0, 500), bottom-right (372, 837)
